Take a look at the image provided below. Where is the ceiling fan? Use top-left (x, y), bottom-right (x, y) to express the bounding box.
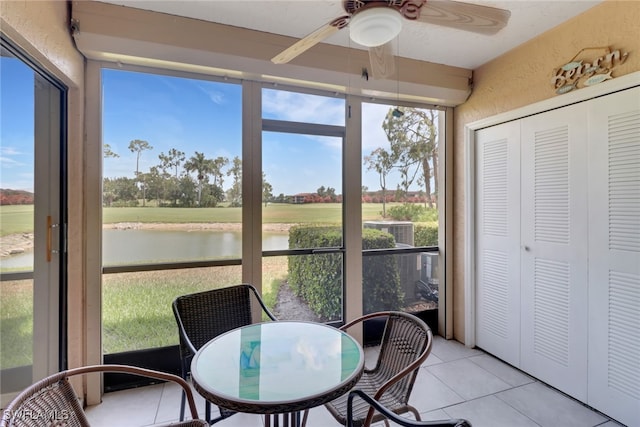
top-left (271, 0), bottom-right (511, 79)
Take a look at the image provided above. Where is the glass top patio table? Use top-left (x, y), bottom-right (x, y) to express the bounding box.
top-left (191, 321), bottom-right (364, 415)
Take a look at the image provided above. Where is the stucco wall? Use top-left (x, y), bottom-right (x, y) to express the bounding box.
top-left (452, 0), bottom-right (640, 342)
top-left (1, 0), bottom-right (86, 376)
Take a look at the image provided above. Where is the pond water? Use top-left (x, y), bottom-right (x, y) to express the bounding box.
top-left (0, 229), bottom-right (289, 270)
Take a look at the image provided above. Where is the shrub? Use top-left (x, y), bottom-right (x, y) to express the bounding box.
top-left (415, 223), bottom-right (438, 246)
top-left (388, 203), bottom-right (438, 222)
top-left (362, 228), bottom-right (404, 314)
top-left (387, 203), bottom-right (423, 221)
top-left (287, 225), bottom-right (403, 320)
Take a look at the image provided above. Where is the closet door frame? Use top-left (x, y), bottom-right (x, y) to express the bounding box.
top-left (463, 71), bottom-right (640, 347)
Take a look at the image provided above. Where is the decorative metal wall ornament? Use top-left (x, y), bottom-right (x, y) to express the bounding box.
top-left (551, 46), bottom-right (629, 95)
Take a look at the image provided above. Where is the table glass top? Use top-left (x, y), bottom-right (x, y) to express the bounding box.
top-left (191, 321), bottom-right (363, 404)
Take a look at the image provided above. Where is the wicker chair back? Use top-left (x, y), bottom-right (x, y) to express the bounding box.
top-left (172, 284), bottom-right (276, 423)
top-left (320, 311), bottom-right (433, 427)
top-left (0, 365), bottom-right (208, 427)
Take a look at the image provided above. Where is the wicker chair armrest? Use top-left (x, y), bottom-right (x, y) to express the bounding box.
top-left (340, 311), bottom-right (433, 427)
top-left (172, 301), bottom-right (199, 357)
top-left (65, 365), bottom-right (202, 421)
top-left (339, 311), bottom-right (394, 332)
top-left (246, 283), bottom-right (278, 321)
top-left (363, 335), bottom-right (431, 426)
top-left (347, 390), bottom-right (471, 427)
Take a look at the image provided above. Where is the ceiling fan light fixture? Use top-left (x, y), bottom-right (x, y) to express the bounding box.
top-left (349, 7), bottom-right (403, 47)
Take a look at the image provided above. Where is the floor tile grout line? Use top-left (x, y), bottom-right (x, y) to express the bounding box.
top-left (464, 352), bottom-right (536, 389)
top-left (435, 390), bottom-right (547, 427)
top-left (490, 383), bottom-right (547, 427)
top-left (422, 355), bottom-right (515, 403)
top-left (87, 345), bottom-right (614, 427)
top-left (153, 383), bottom-right (165, 424)
top-left (417, 364), bottom-right (466, 411)
top-left (444, 397), bottom-right (543, 427)
top-left (422, 354), bottom-right (547, 426)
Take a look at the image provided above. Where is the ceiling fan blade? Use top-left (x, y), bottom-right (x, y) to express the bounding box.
top-left (418, 0), bottom-right (510, 35)
top-left (368, 42), bottom-right (395, 80)
top-left (271, 16), bottom-right (348, 64)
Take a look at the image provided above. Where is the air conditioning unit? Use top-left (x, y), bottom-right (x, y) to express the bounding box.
top-left (421, 252), bottom-right (439, 284)
top-left (363, 221), bottom-right (414, 245)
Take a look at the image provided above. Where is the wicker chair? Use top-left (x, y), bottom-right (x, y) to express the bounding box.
top-left (346, 389), bottom-right (471, 427)
top-left (172, 284), bottom-right (277, 423)
top-left (0, 364), bottom-right (208, 427)
top-left (305, 311), bottom-right (433, 427)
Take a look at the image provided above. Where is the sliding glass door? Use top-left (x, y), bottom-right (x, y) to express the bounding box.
top-left (0, 37), bottom-right (66, 400)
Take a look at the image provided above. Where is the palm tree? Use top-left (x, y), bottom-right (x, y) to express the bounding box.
top-left (128, 139), bottom-right (153, 206)
top-left (128, 139), bottom-right (153, 177)
top-left (184, 151), bottom-right (214, 206)
top-left (159, 148), bottom-right (185, 178)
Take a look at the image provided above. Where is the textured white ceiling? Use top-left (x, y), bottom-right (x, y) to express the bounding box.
top-left (95, 0), bottom-right (603, 69)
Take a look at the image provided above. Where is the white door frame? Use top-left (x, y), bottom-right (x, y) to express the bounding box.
top-left (463, 71), bottom-right (640, 347)
top-left (0, 41), bottom-right (66, 405)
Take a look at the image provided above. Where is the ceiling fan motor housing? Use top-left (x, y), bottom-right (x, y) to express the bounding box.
top-left (344, 0), bottom-right (426, 20)
top-left (349, 7), bottom-right (403, 47)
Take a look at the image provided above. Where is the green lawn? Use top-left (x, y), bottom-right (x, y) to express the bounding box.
top-left (103, 202), bottom-right (391, 225)
top-left (1, 202), bottom-right (410, 236)
top-left (0, 280), bottom-right (33, 368)
top-left (102, 257), bottom-right (288, 354)
top-left (0, 201), bottom-right (432, 362)
top-left (0, 205), bottom-right (34, 236)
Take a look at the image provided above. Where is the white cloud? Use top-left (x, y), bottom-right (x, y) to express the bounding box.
top-left (0, 156), bottom-right (22, 166)
top-left (362, 102), bottom-right (393, 152)
top-left (1, 146), bottom-right (23, 156)
top-left (0, 171), bottom-right (33, 192)
top-left (262, 89), bottom-right (344, 126)
top-left (195, 82), bottom-right (226, 105)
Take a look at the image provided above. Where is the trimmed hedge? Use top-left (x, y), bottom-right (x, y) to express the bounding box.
top-left (414, 223), bottom-right (438, 247)
top-left (288, 226), bottom-right (343, 320)
top-left (361, 228), bottom-right (403, 314)
top-left (288, 225), bottom-right (403, 320)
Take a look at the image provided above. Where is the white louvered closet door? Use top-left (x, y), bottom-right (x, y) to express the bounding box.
top-left (520, 102), bottom-right (589, 401)
top-left (475, 121), bottom-right (521, 366)
top-left (587, 87), bottom-right (640, 427)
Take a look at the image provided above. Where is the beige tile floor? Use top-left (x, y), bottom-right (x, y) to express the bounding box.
top-left (85, 336), bottom-right (625, 427)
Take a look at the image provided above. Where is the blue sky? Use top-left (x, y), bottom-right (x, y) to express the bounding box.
top-left (1, 56), bottom-right (36, 192)
top-left (102, 68), bottom-right (395, 196)
top-left (1, 61), bottom-right (432, 195)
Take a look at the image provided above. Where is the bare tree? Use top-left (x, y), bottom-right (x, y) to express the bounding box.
top-left (364, 147), bottom-right (395, 217)
top-left (382, 107), bottom-right (438, 207)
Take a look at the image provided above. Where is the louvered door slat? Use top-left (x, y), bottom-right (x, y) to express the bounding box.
top-left (475, 120), bottom-right (521, 366)
top-left (588, 86), bottom-right (640, 427)
top-left (520, 101), bottom-right (588, 401)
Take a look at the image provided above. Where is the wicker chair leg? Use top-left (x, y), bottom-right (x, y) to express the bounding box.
top-left (407, 406), bottom-right (421, 421)
top-left (179, 358), bottom-right (190, 421)
top-left (179, 390), bottom-right (187, 421)
top-left (301, 408), bottom-right (310, 427)
top-left (205, 401), bottom-right (211, 423)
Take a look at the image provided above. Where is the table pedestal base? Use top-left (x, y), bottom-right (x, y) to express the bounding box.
top-left (264, 411), bottom-right (301, 427)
